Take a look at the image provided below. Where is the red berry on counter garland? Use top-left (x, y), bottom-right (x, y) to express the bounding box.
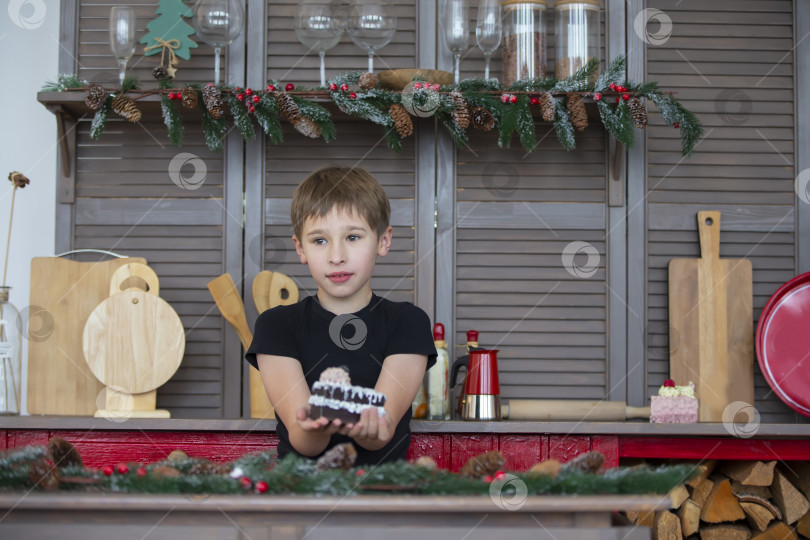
top-left (340, 83), bottom-right (349, 92)
top-left (500, 93), bottom-right (509, 103)
top-left (240, 477), bottom-right (252, 489)
top-left (349, 92), bottom-right (357, 99)
top-left (252, 95), bottom-right (260, 103)
top-left (495, 471), bottom-right (506, 480)
top-left (594, 93), bottom-right (602, 101)
top-left (103, 465), bottom-right (114, 476)
top-left (356, 469), bottom-right (366, 476)
top-left (267, 84), bottom-right (275, 92)
top-left (413, 82), bottom-right (422, 89)
top-left (329, 83), bottom-right (337, 91)
top-left (484, 475), bottom-right (494, 483)
top-left (530, 96), bottom-right (539, 105)
top-left (137, 467), bottom-right (147, 477)
top-left (248, 105), bottom-right (255, 113)
top-left (432, 84), bottom-right (440, 91)
top-left (622, 93), bottom-right (630, 101)
top-left (117, 463), bottom-right (129, 474)
top-left (616, 97), bottom-right (621, 103)
top-left (609, 83), bottom-right (616, 91)
top-left (285, 83), bottom-right (295, 91)
top-left (510, 94), bottom-right (518, 103)
top-left (255, 480), bottom-right (268, 493)
top-left (236, 93), bottom-right (244, 101)
top-left (245, 88), bottom-right (253, 96)
top-left (673, 123), bottom-right (680, 128)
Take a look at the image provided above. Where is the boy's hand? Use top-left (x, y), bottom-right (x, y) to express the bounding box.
top-left (295, 405), bottom-right (344, 434)
top-left (339, 408), bottom-right (392, 445)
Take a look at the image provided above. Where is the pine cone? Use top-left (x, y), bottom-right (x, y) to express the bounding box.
top-left (315, 443), bottom-right (357, 472)
top-left (566, 93), bottom-right (588, 131)
top-left (202, 84), bottom-right (224, 119)
top-left (292, 116), bottom-right (322, 139)
top-left (152, 465), bottom-right (182, 478)
top-left (528, 459), bottom-right (561, 478)
top-left (471, 106), bottom-right (495, 131)
top-left (8, 171), bottom-right (30, 189)
top-left (628, 97), bottom-right (648, 129)
top-left (275, 92), bottom-right (301, 123)
top-left (85, 84), bottom-right (108, 111)
top-left (29, 460), bottom-right (60, 491)
top-left (181, 86), bottom-right (198, 109)
top-left (359, 72), bottom-right (378, 90)
top-left (188, 460), bottom-right (232, 475)
top-left (450, 91), bottom-right (470, 129)
top-left (460, 450), bottom-right (504, 479)
top-left (561, 451), bottom-right (605, 474)
top-left (389, 104), bottom-right (413, 138)
top-left (111, 94), bottom-right (142, 123)
top-left (167, 449), bottom-right (188, 462)
top-left (48, 437), bottom-right (83, 468)
top-left (540, 92), bottom-right (555, 122)
top-left (152, 66), bottom-right (169, 81)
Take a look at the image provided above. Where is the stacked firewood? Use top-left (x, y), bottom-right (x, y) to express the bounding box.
top-left (624, 460), bottom-right (810, 539)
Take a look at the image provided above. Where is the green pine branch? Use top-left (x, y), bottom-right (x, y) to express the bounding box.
top-left (594, 56), bottom-right (627, 93)
top-left (254, 94), bottom-right (283, 144)
top-left (41, 74), bottom-right (88, 92)
top-left (228, 95), bottom-right (256, 141)
top-left (161, 95), bottom-right (183, 146)
top-left (90, 95), bottom-right (112, 140)
top-left (553, 98), bottom-right (576, 151)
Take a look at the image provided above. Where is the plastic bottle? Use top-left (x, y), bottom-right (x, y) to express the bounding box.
top-left (426, 323), bottom-right (450, 420)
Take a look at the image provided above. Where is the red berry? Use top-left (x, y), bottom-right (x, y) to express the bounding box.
top-left (349, 92), bottom-right (357, 99)
top-left (494, 471), bottom-right (506, 480)
top-left (340, 84), bottom-right (349, 92)
top-left (673, 123), bottom-right (680, 129)
top-left (530, 97), bottom-right (539, 105)
top-left (433, 84), bottom-right (440, 91)
top-left (510, 94), bottom-right (518, 103)
top-left (285, 83), bottom-right (295, 91)
top-left (616, 97), bottom-right (621, 103)
top-left (594, 93), bottom-right (602, 101)
top-left (413, 82), bottom-right (422, 89)
top-left (609, 83), bottom-right (616, 90)
top-left (622, 93), bottom-right (630, 101)
top-left (663, 379), bottom-right (676, 387)
top-left (137, 467), bottom-right (147, 477)
top-left (103, 465), bottom-right (114, 476)
top-left (267, 84), bottom-right (275, 92)
top-left (245, 88), bottom-right (253, 96)
top-left (500, 93), bottom-right (509, 103)
top-left (248, 105), bottom-right (255, 113)
top-left (252, 95), bottom-right (260, 103)
top-left (240, 477), bottom-right (252, 489)
top-left (483, 475), bottom-right (494, 483)
top-left (255, 480), bottom-right (268, 493)
top-left (329, 83), bottom-right (337, 91)
top-left (117, 463), bottom-right (129, 474)
top-left (237, 93), bottom-right (244, 101)
top-left (207, 82), bottom-right (214, 87)
top-left (356, 468), bottom-right (366, 476)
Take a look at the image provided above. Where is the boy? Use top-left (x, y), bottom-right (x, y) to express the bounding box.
top-left (246, 167), bottom-right (436, 465)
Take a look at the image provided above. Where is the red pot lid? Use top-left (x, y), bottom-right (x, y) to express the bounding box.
top-left (756, 271), bottom-right (810, 417)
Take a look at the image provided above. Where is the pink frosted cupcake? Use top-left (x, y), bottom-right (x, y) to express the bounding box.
top-left (650, 379), bottom-right (698, 423)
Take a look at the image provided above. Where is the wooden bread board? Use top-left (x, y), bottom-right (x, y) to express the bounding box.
top-left (668, 211), bottom-right (754, 421)
top-left (27, 256), bottom-right (146, 415)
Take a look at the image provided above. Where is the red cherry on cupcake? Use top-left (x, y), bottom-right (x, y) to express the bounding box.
top-left (663, 379), bottom-right (676, 387)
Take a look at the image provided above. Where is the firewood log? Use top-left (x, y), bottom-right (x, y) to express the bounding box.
top-left (691, 477), bottom-right (715, 507)
top-left (701, 478), bottom-right (746, 523)
top-left (772, 470), bottom-right (810, 525)
top-left (700, 524), bottom-right (751, 540)
top-left (678, 499), bottom-right (701, 537)
top-left (778, 462), bottom-right (810, 500)
top-left (751, 522), bottom-right (797, 540)
top-left (686, 460), bottom-right (717, 488)
top-left (626, 510), bottom-right (655, 528)
top-left (740, 501), bottom-right (777, 532)
top-left (669, 484), bottom-right (689, 509)
top-left (731, 479), bottom-right (772, 500)
top-left (721, 461), bottom-right (776, 487)
top-left (797, 510), bottom-right (810, 538)
top-left (653, 510), bottom-right (681, 540)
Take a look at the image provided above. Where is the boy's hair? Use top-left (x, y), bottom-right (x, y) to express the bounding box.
top-left (291, 167), bottom-right (391, 239)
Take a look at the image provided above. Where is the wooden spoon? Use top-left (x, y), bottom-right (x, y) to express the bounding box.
top-left (207, 274), bottom-right (253, 351)
top-left (252, 270), bottom-right (274, 314)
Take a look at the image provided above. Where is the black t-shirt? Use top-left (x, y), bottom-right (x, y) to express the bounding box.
top-left (245, 294), bottom-right (437, 465)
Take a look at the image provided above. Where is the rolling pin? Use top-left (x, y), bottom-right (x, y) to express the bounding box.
top-left (501, 399), bottom-right (651, 421)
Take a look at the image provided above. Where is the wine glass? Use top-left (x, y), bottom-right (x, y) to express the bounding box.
top-left (295, 1), bottom-right (344, 87)
top-left (475, 0), bottom-right (501, 80)
top-left (346, 0), bottom-right (397, 73)
top-left (191, 0), bottom-right (244, 85)
top-left (445, 0), bottom-right (470, 84)
top-left (109, 6), bottom-right (136, 86)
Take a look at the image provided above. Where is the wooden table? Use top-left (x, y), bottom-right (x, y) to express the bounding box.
top-left (0, 493), bottom-right (668, 539)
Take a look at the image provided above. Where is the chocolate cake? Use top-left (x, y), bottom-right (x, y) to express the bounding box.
top-left (308, 367), bottom-right (386, 423)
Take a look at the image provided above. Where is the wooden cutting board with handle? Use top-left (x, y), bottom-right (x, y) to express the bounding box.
top-left (668, 211), bottom-right (754, 421)
top-left (27, 256), bottom-right (146, 415)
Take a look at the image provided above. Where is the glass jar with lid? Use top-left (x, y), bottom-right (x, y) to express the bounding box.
top-left (554, 0), bottom-right (601, 80)
top-left (501, 0), bottom-right (547, 87)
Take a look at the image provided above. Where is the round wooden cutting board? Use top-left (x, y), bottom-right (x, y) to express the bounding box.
top-left (83, 289), bottom-right (185, 395)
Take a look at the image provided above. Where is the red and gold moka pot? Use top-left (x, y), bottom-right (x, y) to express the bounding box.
top-left (460, 349), bottom-right (501, 420)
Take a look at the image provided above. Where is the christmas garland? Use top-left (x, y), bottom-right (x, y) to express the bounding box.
top-left (2, 439), bottom-right (694, 497)
top-left (41, 56), bottom-right (703, 156)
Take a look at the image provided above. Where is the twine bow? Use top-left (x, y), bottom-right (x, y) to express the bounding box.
top-left (145, 37), bottom-right (181, 74)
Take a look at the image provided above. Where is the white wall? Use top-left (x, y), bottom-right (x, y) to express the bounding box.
top-left (0, 0), bottom-right (60, 414)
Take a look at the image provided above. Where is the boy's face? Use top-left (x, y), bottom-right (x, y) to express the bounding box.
top-left (292, 207), bottom-right (392, 314)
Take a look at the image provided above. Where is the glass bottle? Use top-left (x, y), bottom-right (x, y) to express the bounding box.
top-left (554, 0), bottom-right (601, 81)
top-left (426, 323), bottom-right (450, 420)
top-left (501, 0), bottom-right (547, 86)
top-left (0, 287), bottom-right (22, 415)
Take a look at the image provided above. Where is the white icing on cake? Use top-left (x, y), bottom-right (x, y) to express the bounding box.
top-left (658, 381), bottom-right (695, 398)
top-left (311, 380), bottom-right (386, 402)
top-left (308, 394), bottom-right (386, 416)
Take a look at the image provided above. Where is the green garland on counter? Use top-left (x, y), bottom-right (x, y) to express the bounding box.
top-left (43, 56), bottom-right (703, 156)
top-left (1, 441), bottom-right (694, 497)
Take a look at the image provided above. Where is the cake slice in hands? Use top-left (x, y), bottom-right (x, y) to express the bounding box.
top-left (308, 367), bottom-right (387, 424)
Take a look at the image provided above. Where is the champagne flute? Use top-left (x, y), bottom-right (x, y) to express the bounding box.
top-left (191, 0), bottom-right (244, 85)
top-left (475, 0), bottom-right (501, 80)
top-left (295, 1), bottom-right (344, 87)
top-left (445, 0), bottom-right (470, 84)
top-left (346, 0), bottom-right (397, 74)
top-left (109, 6), bottom-right (136, 86)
